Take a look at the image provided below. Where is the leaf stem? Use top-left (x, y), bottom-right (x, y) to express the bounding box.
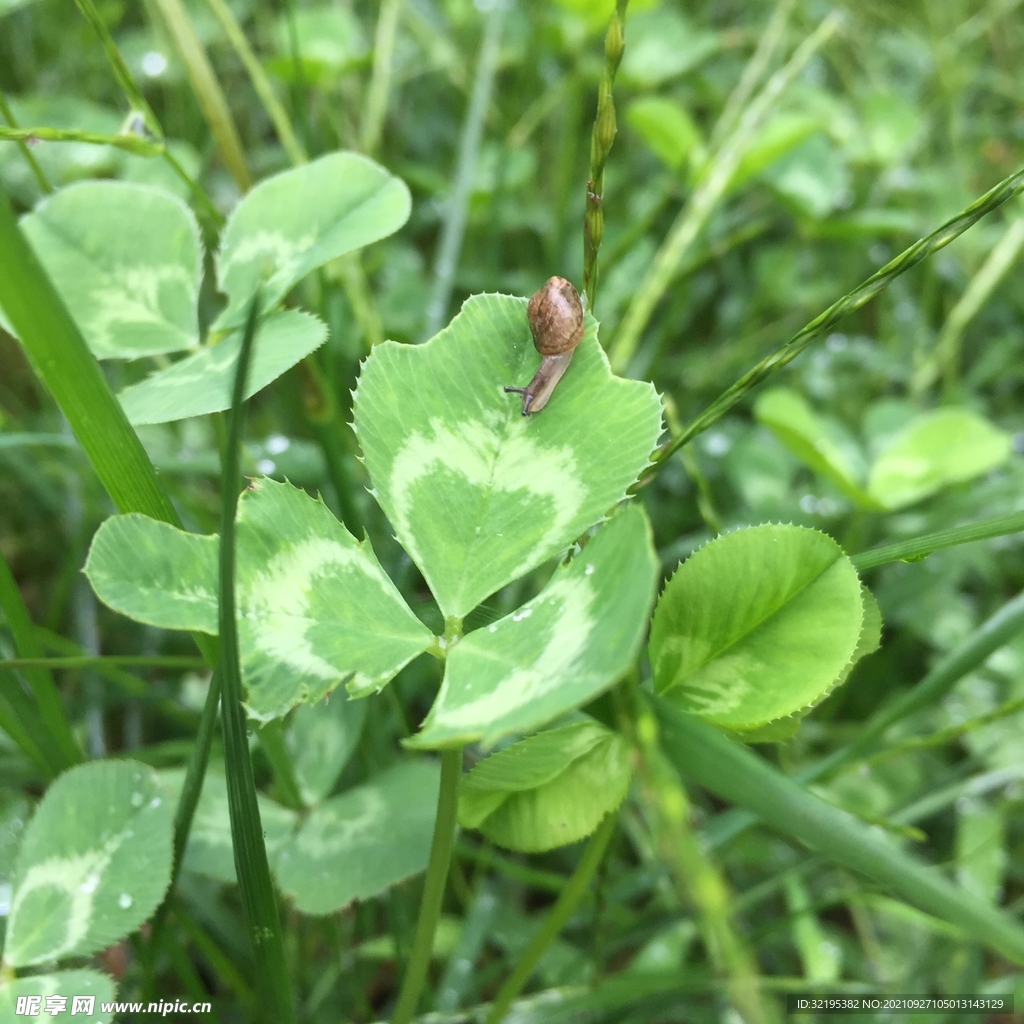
top-left (850, 509), bottom-right (1024, 571)
top-left (391, 746), bottom-right (463, 1024)
top-left (484, 812), bottom-right (617, 1024)
top-left (649, 163), bottom-right (1024, 472)
top-left (217, 292), bottom-right (296, 1023)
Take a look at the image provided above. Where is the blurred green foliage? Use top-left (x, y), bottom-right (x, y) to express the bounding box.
top-left (3, 0), bottom-right (1024, 1020)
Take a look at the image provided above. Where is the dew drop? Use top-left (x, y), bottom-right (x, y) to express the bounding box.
top-left (488, 624), bottom-right (498, 633)
top-left (584, 564), bottom-right (595, 575)
top-left (511, 608), bottom-right (533, 622)
top-left (118, 892), bottom-right (133, 909)
top-left (130, 791), bottom-right (144, 807)
top-left (149, 796), bottom-right (162, 808)
top-left (80, 874), bottom-right (100, 894)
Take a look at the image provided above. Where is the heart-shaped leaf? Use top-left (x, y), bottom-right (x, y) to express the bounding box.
top-left (650, 524), bottom-right (866, 730)
top-left (84, 479), bottom-right (433, 719)
top-left (214, 151), bottom-right (410, 327)
top-left (409, 506), bottom-right (659, 748)
top-left (12, 180), bottom-right (201, 359)
top-left (274, 760), bottom-right (439, 914)
top-left (4, 760), bottom-right (173, 967)
top-left (118, 309), bottom-right (326, 425)
top-left (459, 719), bottom-right (631, 852)
top-left (354, 293), bottom-right (663, 620)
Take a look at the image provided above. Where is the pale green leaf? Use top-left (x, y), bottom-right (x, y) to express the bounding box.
top-left (118, 309), bottom-right (326, 425)
top-left (267, 7), bottom-right (366, 84)
top-left (730, 114), bottom-right (822, 192)
top-left (754, 387), bottom-right (874, 506)
top-left (867, 408), bottom-right (1012, 510)
top-left (619, 9), bottom-right (719, 87)
top-left (4, 760), bottom-right (173, 967)
top-left (275, 760), bottom-right (439, 914)
top-left (15, 181), bottom-right (201, 359)
top-left (158, 768), bottom-right (297, 884)
top-left (650, 524), bottom-right (865, 730)
top-left (409, 506), bottom-right (659, 748)
top-left (625, 96), bottom-right (704, 171)
top-left (85, 479), bottom-right (433, 719)
top-left (459, 720), bottom-right (632, 852)
top-left (287, 696), bottom-right (367, 805)
top-left (214, 152), bottom-right (410, 327)
top-left (84, 513), bottom-right (219, 632)
top-left (0, 970), bottom-right (116, 1023)
top-left (354, 294), bottom-right (663, 619)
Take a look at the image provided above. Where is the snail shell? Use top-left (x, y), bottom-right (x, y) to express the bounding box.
top-left (505, 276), bottom-right (584, 415)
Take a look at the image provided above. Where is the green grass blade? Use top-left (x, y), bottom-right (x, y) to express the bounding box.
top-left (217, 292), bottom-right (296, 1023)
top-left (0, 552), bottom-right (80, 768)
top-left (0, 183), bottom-right (180, 527)
top-left (652, 694), bottom-right (1024, 966)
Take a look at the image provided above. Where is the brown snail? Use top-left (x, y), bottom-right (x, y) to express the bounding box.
top-left (505, 276), bottom-right (584, 415)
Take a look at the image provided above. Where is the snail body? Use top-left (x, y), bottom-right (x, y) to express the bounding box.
top-left (505, 276), bottom-right (584, 415)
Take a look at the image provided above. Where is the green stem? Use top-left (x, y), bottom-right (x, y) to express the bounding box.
top-left (423, 2), bottom-right (505, 339)
top-left (362, 0), bottom-right (403, 156)
top-left (582, 0), bottom-right (628, 309)
top-left (391, 746), bottom-right (463, 1024)
top-left (72, 0), bottom-right (164, 138)
top-left (0, 125), bottom-right (163, 155)
top-left (218, 293), bottom-right (296, 1023)
top-left (850, 509), bottom-right (1024, 571)
top-left (0, 90), bottom-right (53, 194)
top-left (0, 553), bottom-right (80, 768)
top-left (610, 11), bottom-right (841, 371)
top-left (484, 812), bottom-right (617, 1024)
top-left (0, 655), bottom-right (205, 670)
top-left (150, 0), bottom-right (252, 190)
top-left (202, 0), bottom-right (307, 166)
